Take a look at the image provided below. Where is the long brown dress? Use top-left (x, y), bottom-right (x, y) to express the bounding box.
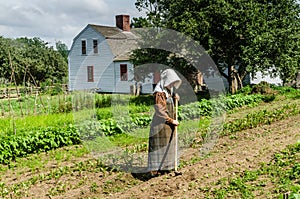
top-left (148, 91), bottom-right (178, 171)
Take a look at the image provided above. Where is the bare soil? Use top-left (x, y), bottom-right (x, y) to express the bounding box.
top-left (2, 98), bottom-right (300, 199)
top-left (107, 114), bottom-right (300, 199)
top-left (4, 114), bottom-right (296, 199)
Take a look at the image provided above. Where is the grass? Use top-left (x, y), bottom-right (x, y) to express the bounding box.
top-left (0, 113), bottom-right (74, 135)
top-left (0, 93), bottom-right (73, 116)
top-left (109, 133), bottom-right (148, 147)
top-left (83, 136), bottom-right (119, 154)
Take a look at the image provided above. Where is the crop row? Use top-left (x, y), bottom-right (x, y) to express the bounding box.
top-left (94, 93), bottom-right (269, 135)
top-left (0, 99), bottom-right (298, 197)
top-left (2, 138), bottom-right (298, 199)
top-left (88, 94), bottom-right (270, 137)
top-left (0, 94), bottom-right (289, 165)
top-left (205, 142), bottom-right (300, 198)
top-left (179, 93), bottom-right (268, 120)
top-left (0, 159), bottom-right (109, 198)
top-left (0, 125), bottom-right (81, 164)
top-left (222, 103), bottom-right (300, 135)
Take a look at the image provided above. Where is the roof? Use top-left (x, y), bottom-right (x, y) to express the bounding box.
top-left (89, 24), bottom-right (122, 38)
top-left (89, 24), bottom-right (138, 61)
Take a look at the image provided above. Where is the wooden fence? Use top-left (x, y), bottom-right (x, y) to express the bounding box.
top-left (0, 85), bottom-right (68, 99)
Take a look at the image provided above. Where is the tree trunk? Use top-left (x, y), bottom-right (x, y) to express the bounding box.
top-left (228, 65), bottom-right (234, 94)
top-left (229, 65), bottom-right (243, 94)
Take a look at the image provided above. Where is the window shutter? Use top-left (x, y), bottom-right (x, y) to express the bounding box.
top-left (87, 66), bottom-right (94, 82)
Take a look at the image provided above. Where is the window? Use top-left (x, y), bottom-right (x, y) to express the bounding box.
top-left (120, 64), bottom-right (128, 81)
top-left (81, 40), bottom-right (86, 55)
top-left (87, 66), bottom-right (94, 82)
top-left (93, 39), bottom-right (98, 54)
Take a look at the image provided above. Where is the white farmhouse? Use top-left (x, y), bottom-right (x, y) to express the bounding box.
top-left (68, 15), bottom-right (152, 93)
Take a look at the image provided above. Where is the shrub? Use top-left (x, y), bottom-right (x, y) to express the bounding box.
top-left (272, 86), bottom-right (300, 99)
top-left (261, 94), bottom-right (276, 103)
top-left (57, 101), bottom-right (73, 113)
top-left (129, 104), bottom-right (150, 114)
top-left (236, 85), bottom-right (252, 95)
top-left (96, 108), bottom-right (113, 120)
top-left (251, 81), bottom-right (276, 94)
top-left (95, 94), bottom-right (112, 108)
top-left (130, 95), bottom-right (154, 106)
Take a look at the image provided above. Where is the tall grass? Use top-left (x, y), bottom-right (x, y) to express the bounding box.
top-left (0, 113), bottom-right (74, 135)
top-left (0, 94), bottom-right (73, 116)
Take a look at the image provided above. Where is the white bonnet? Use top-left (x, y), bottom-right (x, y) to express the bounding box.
top-left (160, 69), bottom-right (182, 89)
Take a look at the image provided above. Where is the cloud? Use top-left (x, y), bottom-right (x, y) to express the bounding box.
top-left (0, 0), bottom-right (141, 47)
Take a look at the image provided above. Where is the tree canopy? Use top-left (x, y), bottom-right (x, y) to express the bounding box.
top-left (0, 36), bottom-right (68, 86)
top-left (132, 0), bottom-right (300, 93)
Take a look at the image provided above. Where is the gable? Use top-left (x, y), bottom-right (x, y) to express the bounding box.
top-left (69, 25), bottom-right (106, 54)
top-left (69, 24), bottom-right (137, 61)
top-left (89, 25), bottom-right (137, 61)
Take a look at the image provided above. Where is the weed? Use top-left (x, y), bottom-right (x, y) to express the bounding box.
top-left (90, 182), bottom-right (99, 193)
top-left (203, 142), bottom-right (300, 198)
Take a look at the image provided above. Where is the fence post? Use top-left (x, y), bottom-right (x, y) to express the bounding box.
top-left (283, 192), bottom-right (290, 199)
top-left (34, 91), bottom-right (38, 115)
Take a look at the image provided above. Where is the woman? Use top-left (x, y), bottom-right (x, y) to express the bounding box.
top-left (148, 69), bottom-right (182, 175)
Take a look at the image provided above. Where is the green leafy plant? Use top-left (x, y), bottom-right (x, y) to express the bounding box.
top-left (179, 94), bottom-right (265, 120)
top-left (0, 125), bottom-right (81, 164)
top-left (222, 103), bottom-right (300, 135)
top-left (208, 142), bottom-right (300, 198)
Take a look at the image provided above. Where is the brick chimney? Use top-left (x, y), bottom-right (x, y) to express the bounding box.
top-left (116, 15), bottom-right (130, 31)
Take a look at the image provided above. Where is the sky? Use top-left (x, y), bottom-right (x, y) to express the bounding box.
top-left (1, 0), bottom-right (299, 49)
top-left (0, 0), bottom-right (143, 48)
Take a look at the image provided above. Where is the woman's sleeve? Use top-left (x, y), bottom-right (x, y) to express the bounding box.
top-left (154, 92), bottom-right (173, 124)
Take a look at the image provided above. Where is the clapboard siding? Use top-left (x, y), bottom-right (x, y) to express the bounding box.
top-left (69, 25), bottom-right (115, 91)
top-left (114, 62), bottom-right (134, 93)
top-left (98, 62), bottom-right (115, 92)
top-left (68, 24), bottom-right (153, 93)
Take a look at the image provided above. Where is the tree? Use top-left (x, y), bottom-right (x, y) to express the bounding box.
top-left (0, 37), bottom-right (13, 84)
top-left (55, 41), bottom-right (69, 63)
top-left (130, 29), bottom-right (203, 90)
top-left (131, 1), bottom-right (205, 89)
top-left (131, 17), bottom-right (151, 28)
top-left (133, 0), bottom-right (300, 93)
top-left (134, 0), bottom-right (171, 28)
top-left (0, 37), bottom-right (68, 86)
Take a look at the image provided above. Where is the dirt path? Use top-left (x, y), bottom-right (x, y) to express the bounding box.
top-left (107, 114), bottom-right (300, 199)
